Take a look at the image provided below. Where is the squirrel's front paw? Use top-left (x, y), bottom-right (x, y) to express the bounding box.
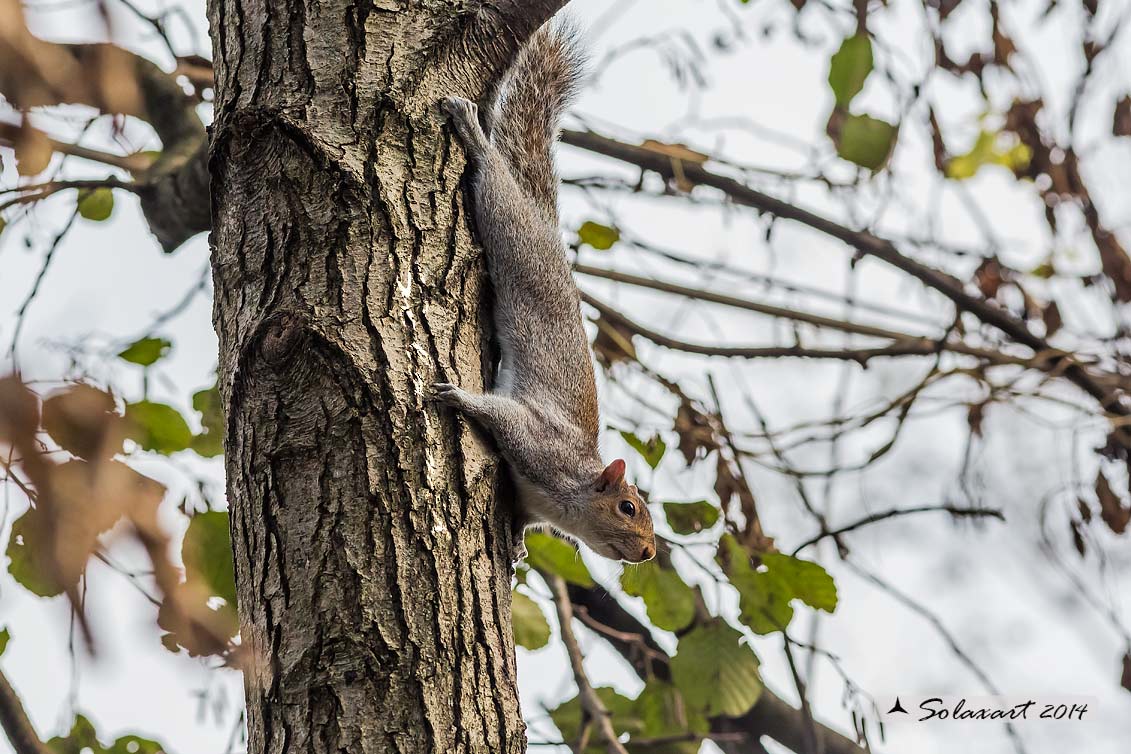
top-left (441, 96), bottom-right (477, 122)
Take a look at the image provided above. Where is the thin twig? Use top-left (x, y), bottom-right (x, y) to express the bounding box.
top-left (791, 505), bottom-right (1006, 555)
top-left (549, 576), bottom-right (630, 754)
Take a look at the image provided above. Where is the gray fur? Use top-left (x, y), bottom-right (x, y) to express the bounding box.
top-left (436, 26), bottom-right (654, 564)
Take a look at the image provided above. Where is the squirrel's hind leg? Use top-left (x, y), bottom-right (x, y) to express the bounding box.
top-left (442, 97), bottom-right (491, 163)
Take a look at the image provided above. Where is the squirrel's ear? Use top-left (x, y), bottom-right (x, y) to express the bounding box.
top-left (596, 459), bottom-right (626, 491)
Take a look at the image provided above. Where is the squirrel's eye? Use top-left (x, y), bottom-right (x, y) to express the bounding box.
top-left (618, 500), bottom-right (636, 518)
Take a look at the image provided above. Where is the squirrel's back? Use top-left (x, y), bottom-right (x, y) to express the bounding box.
top-left (489, 21), bottom-right (585, 224)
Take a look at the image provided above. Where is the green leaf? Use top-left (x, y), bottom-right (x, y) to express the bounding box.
top-left (524, 531), bottom-right (594, 587)
top-left (670, 620), bottom-right (762, 717)
top-left (717, 534), bottom-right (793, 634)
top-left (620, 431), bottom-right (666, 469)
top-left (578, 221), bottom-right (620, 250)
top-left (125, 401), bottom-right (192, 454)
top-left (48, 715), bottom-right (166, 754)
top-left (5, 509), bottom-right (64, 597)
top-left (189, 383), bottom-right (224, 458)
top-left (836, 114), bottom-right (897, 171)
top-left (634, 681), bottom-right (709, 754)
top-left (945, 130), bottom-right (1032, 180)
top-left (76, 187), bottom-right (114, 222)
top-left (511, 589), bottom-right (551, 650)
top-left (662, 500), bottom-right (720, 535)
top-left (0, 218), bottom-right (7, 236)
top-left (0, 628), bottom-right (9, 655)
top-left (828, 34), bottom-right (873, 108)
top-left (117, 337), bottom-right (172, 367)
top-left (550, 687), bottom-right (643, 752)
top-left (182, 511), bottom-right (237, 613)
top-left (621, 560), bottom-right (696, 632)
top-left (761, 553), bottom-right (838, 613)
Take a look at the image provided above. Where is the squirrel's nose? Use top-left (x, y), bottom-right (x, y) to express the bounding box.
top-left (639, 545), bottom-right (654, 561)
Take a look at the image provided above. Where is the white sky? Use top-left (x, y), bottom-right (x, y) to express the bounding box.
top-left (1, 1), bottom-right (1129, 753)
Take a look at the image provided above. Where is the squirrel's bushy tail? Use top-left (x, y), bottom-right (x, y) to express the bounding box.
top-left (491, 20), bottom-right (585, 222)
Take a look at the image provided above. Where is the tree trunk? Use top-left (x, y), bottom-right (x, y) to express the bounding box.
top-left (205, 2), bottom-right (562, 752)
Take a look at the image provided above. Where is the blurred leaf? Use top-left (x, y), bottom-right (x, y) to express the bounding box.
top-left (670, 620), bottom-right (762, 717)
top-left (6, 509), bottom-right (64, 597)
top-left (550, 687), bottom-right (643, 753)
top-left (1122, 651), bottom-right (1131, 693)
top-left (189, 383), bottom-right (225, 458)
top-left (0, 628), bottom-right (9, 655)
top-left (578, 221), bottom-right (620, 250)
top-left (835, 113), bottom-right (897, 171)
top-left (1095, 470), bottom-right (1130, 535)
top-left (511, 589), bottom-right (551, 650)
top-left (524, 531), bottom-right (594, 587)
top-left (0, 218), bottom-right (6, 236)
top-left (621, 560), bottom-right (696, 632)
top-left (48, 715), bottom-right (166, 754)
top-left (638, 140), bottom-right (709, 165)
top-left (42, 384), bottom-right (123, 459)
top-left (117, 337), bottom-right (172, 367)
top-left (663, 500), bottom-right (719, 535)
top-left (592, 314), bottom-right (637, 366)
top-left (125, 401), bottom-right (192, 454)
top-left (945, 130), bottom-right (1031, 180)
top-left (15, 126), bottom-right (51, 177)
top-left (633, 681), bottom-right (708, 754)
top-left (828, 34), bottom-right (873, 107)
top-left (1115, 95), bottom-right (1131, 137)
top-left (76, 187), bottom-right (114, 222)
top-left (761, 553), bottom-right (838, 613)
top-left (620, 431), bottom-right (666, 469)
top-left (182, 511), bottom-right (237, 612)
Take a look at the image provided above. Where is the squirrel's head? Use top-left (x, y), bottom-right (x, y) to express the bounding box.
top-left (582, 459), bottom-right (656, 563)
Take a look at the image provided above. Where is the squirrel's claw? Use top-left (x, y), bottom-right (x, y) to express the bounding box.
top-left (432, 381), bottom-right (468, 407)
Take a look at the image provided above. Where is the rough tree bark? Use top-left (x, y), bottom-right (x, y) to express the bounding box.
top-left (206, 2), bottom-right (564, 752)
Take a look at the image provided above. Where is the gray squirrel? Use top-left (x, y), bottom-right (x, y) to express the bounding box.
top-left (436, 22), bottom-right (656, 564)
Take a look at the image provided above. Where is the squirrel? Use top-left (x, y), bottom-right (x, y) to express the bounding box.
top-left (436, 21), bottom-right (656, 565)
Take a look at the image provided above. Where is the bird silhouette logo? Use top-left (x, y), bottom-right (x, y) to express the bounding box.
top-left (887, 697), bottom-right (909, 714)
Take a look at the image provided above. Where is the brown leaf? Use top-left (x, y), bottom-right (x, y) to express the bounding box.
top-left (974, 258), bottom-right (1005, 299)
top-left (990, 3), bottom-right (1017, 68)
top-left (0, 375), bottom-right (39, 442)
top-left (1077, 496), bottom-right (1093, 524)
top-left (14, 122), bottom-right (52, 177)
top-left (1070, 519), bottom-right (1086, 556)
top-left (928, 107), bottom-right (948, 173)
top-left (591, 314), bottom-right (637, 366)
top-left (967, 403), bottom-right (986, 437)
top-left (1095, 470), bottom-right (1130, 534)
top-left (639, 139), bottom-right (708, 192)
top-left (1114, 96), bottom-right (1131, 138)
top-left (1122, 651), bottom-right (1131, 693)
top-left (42, 384), bottom-right (124, 459)
top-left (674, 400), bottom-right (717, 465)
top-left (1042, 300), bottom-right (1063, 336)
top-left (639, 140), bottom-right (710, 165)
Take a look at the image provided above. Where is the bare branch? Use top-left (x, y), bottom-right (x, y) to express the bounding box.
top-left (0, 667), bottom-right (51, 754)
top-left (582, 290), bottom-right (1028, 367)
top-left (550, 575), bottom-right (630, 754)
top-left (791, 505), bottom-right (1006, 555)
top-left (561, 129), bottom-right (1126, 415)
top-left (576, 265), bottom-right (1042, 367)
